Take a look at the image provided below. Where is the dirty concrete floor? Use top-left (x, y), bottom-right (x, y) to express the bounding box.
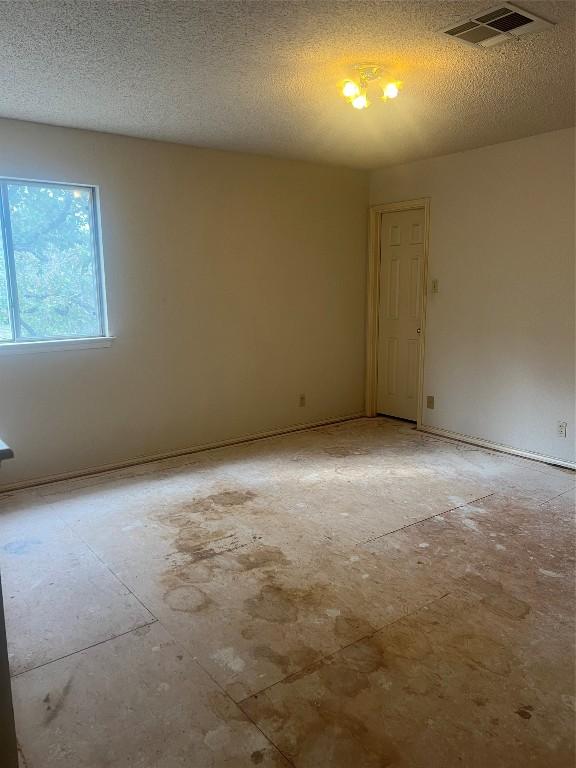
top-left (1, 417), bottom-right (574, 767)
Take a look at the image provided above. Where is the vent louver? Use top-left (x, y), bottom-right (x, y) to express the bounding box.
top-left (441, 3), bottom-right (555, 48)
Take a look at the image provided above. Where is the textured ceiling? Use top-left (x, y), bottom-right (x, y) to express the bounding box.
top-left (0, 1), bottom-right (574, 169)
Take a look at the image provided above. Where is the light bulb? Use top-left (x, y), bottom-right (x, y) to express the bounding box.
top-left (351, 93), bottom-right (369, 110)
top-left (342, 80), bottom-right (360, 99)
top-left (383, 82), bottom-right (400, 100)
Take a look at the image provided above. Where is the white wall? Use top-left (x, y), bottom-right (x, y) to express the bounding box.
top-left (371, 128), bottom-right (576, 464)
top-left (0, 119), bottom-right (369, 488)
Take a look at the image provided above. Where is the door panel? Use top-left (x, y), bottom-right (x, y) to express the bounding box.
top-left (385, 337), bottom-right (398, 395)
top-left (386, 258), bottom-right (400, 319)
top-left (408, 256), bottom-right (421, 319)
top-left (376, 209), bottom-right (425, 421)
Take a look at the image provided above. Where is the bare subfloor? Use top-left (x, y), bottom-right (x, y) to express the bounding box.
top-left (2, 418), bottom-right (575, 767)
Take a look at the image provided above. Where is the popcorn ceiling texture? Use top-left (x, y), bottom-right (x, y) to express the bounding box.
top-left (0, 0), bottom-right (573, 168)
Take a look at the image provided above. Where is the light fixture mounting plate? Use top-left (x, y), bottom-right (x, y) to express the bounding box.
top-left (354, 64), bottom-right (381, 82)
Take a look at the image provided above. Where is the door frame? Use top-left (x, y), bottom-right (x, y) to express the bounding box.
top-left (365, 197), bottom-right (430, 426)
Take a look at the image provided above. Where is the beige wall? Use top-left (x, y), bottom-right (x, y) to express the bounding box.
top-left (2, 120), bottom-right (572, 488)
top-left (371, 128), bottom-right (576, 465)
top-left (0, 119), bottom-right (369, 488)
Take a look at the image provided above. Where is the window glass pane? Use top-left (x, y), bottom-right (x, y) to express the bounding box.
top-left (7, 183), bottom-right (102, 340)
top-left (0, 234), bottom-right (12, 341)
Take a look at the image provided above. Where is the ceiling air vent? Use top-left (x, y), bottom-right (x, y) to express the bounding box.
top-left (441, 3), bottom-right (555, 48)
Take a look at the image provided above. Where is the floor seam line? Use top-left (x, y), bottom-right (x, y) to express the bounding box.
top-left (358, 491), bottom-right (497, 544)
top-left (537, 487), bottom-right (576, 506)
top-left (46, 500), bottom-right (160, 622)
top-left (10, 619), bottom-right (158, 679)
top-left (147, 617), bottom-right (297, 767)
top-left (236, 706), bottom-right (296, 767)
top-left (237, 590), bottom-right (452, 703)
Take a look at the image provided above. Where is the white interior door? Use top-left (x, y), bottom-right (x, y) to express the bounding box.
top-left (376, 208), bottom-right (425, 421)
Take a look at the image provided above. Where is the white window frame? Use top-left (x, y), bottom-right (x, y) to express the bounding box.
top-left (0, 177), bottom-right (113, 354)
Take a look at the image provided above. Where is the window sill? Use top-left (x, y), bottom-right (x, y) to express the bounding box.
top-left (0, 336), bottom-right (116, 355)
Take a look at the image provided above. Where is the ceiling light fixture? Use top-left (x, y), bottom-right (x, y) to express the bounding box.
top-left (342, 80), bottom-right (360, 99)
top-left (382, 82), bottom-right (400, 100)
top-left (351, 92), bottom-right (369, 110)
top-left (341, 65), bottom-right (402, 110)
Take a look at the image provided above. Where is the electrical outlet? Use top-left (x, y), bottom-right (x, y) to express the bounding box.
top-left (557, 421), bottom-right (567, 438)
top-left (299, 393), bottom-right (306, 407)
top-left (426, 395), bottom-right (435, 409)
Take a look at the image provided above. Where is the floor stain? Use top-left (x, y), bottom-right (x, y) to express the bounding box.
top-left (42, 677), bottom-right (73, 726)
top-left (339, 638), bottom-right (387, 674)
top-left (163, 583), bottom-right (213, 613)
top-left (244, 578), bottom-right (329, 625)
top-left (3, 538), bottom-right (42, 555)
top-left (157, 488), bottom-right (264, 585)
top-left (380, 623), bottom-right (433, 661)
top-left (253, 645), bottom-right (318, 676)
top-left (241, 626), bottom-right (256, 641)
top-left (452, 633), bottom-right (511, 677)
top-left (175, 532), bottom-right (249, 563)
top-left (297, 708), bottom-right (400, 767)
top-left (17, 742), bottom-right (31, 768)
top-left (245, 584), bottom-right (300, 624)
top-left (324, 445), bottom-right (368, 458)
top-left (207, 691), bottom-right (247, 723)
top-left (482, 592), bottom-right (531, 621)
top-left (462, 574), bottom-right (531, 621)
top-left (280, 637), bottom-right (388, 696)
top-left (235, 546), bottom-right (290, 572)
top-left (183, 489), bottom-right (259, 522)
top-left (401, 675), bottom-right (439, 697)
top-left (253, 645), bottom-right (292, 673)
top-left (133, 624), bottom-right (153, 637)
top-left (318, 661), bottom-right (372, 697)
top-left (334, 614), bottom-right (375, 640)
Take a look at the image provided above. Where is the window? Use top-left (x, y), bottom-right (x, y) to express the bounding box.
top-left (0, 179), bottom-right (108, 345)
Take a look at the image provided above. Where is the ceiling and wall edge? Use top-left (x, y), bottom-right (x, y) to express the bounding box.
top-left (0, 114), bottom-right (574, 176)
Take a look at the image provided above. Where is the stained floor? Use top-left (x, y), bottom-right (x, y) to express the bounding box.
top-left (1, 417), bottom-right (574, 767)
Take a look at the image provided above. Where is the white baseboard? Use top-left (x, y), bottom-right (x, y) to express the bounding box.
top-left (419, 424), bottom-right (576, 471)
top-left (0, 412), bottom-right (366, 494)
top-left (4, 414), bottom-right (571, 495)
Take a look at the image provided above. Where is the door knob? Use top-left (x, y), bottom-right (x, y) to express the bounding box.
top-left (416, 328), bottom-right (421, 334)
